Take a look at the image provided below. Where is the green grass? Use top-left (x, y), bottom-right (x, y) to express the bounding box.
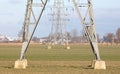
top-left (0, 44), bottom-right (120, 74)
top-left (99, 45), bottom-right (120, 61)
top-left (0, 44), bottom-right (120, 61)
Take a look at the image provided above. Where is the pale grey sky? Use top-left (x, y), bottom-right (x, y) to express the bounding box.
top-left (0, 0), bottom-right (120, 38)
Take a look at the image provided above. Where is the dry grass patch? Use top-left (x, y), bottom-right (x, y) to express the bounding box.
top-left (0, 61), bottom-right (120, 74)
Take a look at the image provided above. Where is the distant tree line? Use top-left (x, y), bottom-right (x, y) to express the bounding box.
top-left (102, 28), bottom-right (120, 44)
top-left (17, 27), bottom-right (120, 44)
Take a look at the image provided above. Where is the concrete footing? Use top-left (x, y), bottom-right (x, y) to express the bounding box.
top-left (67, 46), bottom-right (71, 49)
top-left (91, 60), bottom-right (106, 70)
top-left (14, 59), bottom-right (28, 69)
top-left (48, 46), bottom-right (51, 49)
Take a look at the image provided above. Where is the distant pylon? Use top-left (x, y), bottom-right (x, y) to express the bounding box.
top-left (48, 0), bottom-right (70, 49)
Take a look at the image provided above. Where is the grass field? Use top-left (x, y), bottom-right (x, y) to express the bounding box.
top-left (0, 43), bottom-right (120, 74)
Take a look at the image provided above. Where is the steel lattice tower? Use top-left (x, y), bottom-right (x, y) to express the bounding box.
top-left (14, 0), bottom-right (106, 69)
top-left (48, 0), bottom-right (70, 49)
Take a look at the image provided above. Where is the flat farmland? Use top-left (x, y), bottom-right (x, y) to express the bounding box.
top-left (0, 43), bottom-right (120, 74)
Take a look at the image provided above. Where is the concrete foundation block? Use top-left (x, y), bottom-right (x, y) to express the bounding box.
top-left (92, 60), bottom-right (106, 70)
top-left (48, 46), bottom-right (51, 49)
top-left (14, 59), bottom-right (27, 69)
top-left (67, 46), bottom-right (71, 49)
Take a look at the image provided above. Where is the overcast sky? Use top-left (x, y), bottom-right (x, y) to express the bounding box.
top-left (0, 0), bottom-right (120, 38)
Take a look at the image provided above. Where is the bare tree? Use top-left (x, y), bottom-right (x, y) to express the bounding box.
top-left (116, 28), bottom-right (120, 43)
top-left (97, 34), bottom-right (100, 43)
top-left (71, 29), bottom-right (78, 38)
top-left (66, 32), bottom-right (71, 40)
top-left (32, 37), bottom-right (40, 43)
top-left (71, 29), bottom-right (78, 43)
top-left (18, 30), bottom-right (23, 37)
top-left (103, 33), bottom-right (114, 43)
top-left (18, 26), bottom-right (24, 38)
top-left (17, 26), bottom-right (24, 42)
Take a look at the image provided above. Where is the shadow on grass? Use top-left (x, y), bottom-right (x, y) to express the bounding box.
top-left (82, 66), bottom-right (94, 69)
top-left (71, 66), bottom-right (93, 69)
top-left (60, 65), bottom-right (94, 70)
top-left (0, 65), bottom-right (14, 69)
top-left (0, 64), bottom-right (94, 70)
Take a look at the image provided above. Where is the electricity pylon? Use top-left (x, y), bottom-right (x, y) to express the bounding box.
top-left (48, 0), bottom-right (70, 49)
top-left (14, 0), bottom-right (106, 69)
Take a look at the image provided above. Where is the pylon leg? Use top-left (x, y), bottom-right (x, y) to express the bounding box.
top-left (73, 0), bottom-right (106, 69)
top-left (20, 42), bottom-right (28, 60)
top-left (15, 0), bottom-right (48, 69)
